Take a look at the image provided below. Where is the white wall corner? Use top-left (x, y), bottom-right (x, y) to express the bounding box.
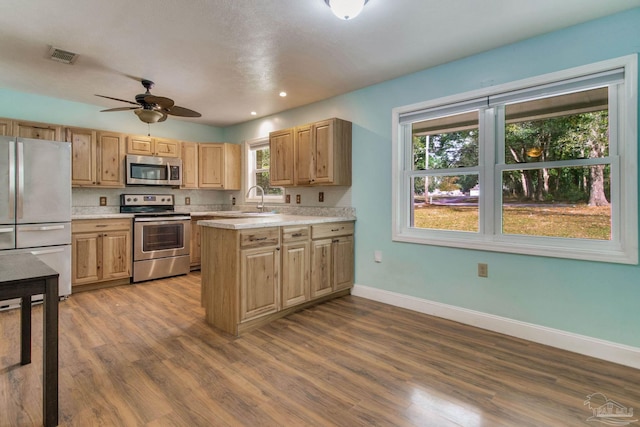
top-left (351, 283), bottom-right (640, 370)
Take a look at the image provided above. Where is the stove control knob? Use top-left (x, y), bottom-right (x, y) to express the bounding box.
top-left (126, 197), bottom-right (131, 202)
top-left (133, 197), bottom-right (138, 202)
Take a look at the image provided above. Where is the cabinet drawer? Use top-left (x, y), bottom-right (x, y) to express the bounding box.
top-left (311, 222), bottom-right (354, 239)
top-left (240, 228), bottom-right (280, 249)
top-left (281, 226), bottom-right (309, 242)
top-left (72, 218), bottom-right (132, 233)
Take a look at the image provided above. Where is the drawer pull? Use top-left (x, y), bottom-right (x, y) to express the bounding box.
top-left (291, 233), bottom-right (303, 237)
top-left (251, 237), bottom-right (268, 241)
top-left (331, 228), bottom-right (340, 232)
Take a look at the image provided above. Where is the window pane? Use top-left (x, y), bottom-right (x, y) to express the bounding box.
top-left (505, 88), bottom-right (609, 164)
top-left (502, 166), bottom-right (611, 240)
top-left (255, 172), bottom-right (282, 196)
top-left (255, 147), bottom-right (270, 169)
top-left (412, 111), bottom-right (479, 170)
top-left (411, 175), bottom-right (479, 232)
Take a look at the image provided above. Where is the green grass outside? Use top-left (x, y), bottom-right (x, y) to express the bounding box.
top-left (413, 204), bottom-right (611, 240)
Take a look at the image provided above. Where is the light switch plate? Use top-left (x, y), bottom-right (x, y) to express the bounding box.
top-left (99, 196), bottom-right (107, 206)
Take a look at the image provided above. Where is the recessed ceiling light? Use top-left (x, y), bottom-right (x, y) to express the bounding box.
top-left (279, 91), bottom-right (287, 97)
top-left (250, 111), bottom-right (257, 116)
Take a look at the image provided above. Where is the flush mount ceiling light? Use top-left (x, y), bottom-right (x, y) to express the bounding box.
top-left (324, 0), bottom-right (369, 20)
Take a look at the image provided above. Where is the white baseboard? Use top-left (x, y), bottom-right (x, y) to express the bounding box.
top-left (351, 283), bottom-right (640, 370)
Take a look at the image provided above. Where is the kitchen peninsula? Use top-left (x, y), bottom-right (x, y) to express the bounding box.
top-left (199, 215), bottom-right (355, 335)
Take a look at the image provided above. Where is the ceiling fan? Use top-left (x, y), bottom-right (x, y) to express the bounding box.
top-left (96, 79), bottom-right (201, 124)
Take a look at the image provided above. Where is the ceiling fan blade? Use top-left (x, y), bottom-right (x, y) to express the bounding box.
top-left (95, 94), bottom-right (140, 106)
top-left (100, 106), bottom-right (139, 112)
top-left (164, 105), bottom-right (202, 117)
top-left (144, 95), bottom-right (174, 109)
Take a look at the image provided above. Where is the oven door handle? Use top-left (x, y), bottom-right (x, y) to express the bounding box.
top-left (135, 216), bottom-right (191, 222)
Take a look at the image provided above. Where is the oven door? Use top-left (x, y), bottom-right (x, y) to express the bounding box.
top-left (134, 217), bottom-right (191, 261)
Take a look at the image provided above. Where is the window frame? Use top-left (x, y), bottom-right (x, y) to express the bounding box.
top-left (392, 55), bottom-right (638, 264)
top-left (244, 136), bottom-right (285, 203)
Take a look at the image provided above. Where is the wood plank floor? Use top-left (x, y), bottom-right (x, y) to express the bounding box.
top-left (1, 272), bottom-right (639, 426)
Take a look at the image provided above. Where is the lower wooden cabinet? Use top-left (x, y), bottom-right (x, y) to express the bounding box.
top-left (281, 226), bottom-right (310, 308)
top-left (311, 222), bottom-right (354, 297)
top-left (201, 221), bottom-right (353, 335)
top-left (72, 219), bottom-right (132, 289)
top-left (240, 241), bottom-right (280, 321)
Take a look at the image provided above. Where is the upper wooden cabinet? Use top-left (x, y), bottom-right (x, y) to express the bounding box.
top-left (67, 127), bottom-right (125, 187)
top-left (269, 128), bottom-right (295, 186)
top-left (198, 143), bottom-right (241, 190)
top-left (127, 135), bottom-right (180, 157)
top-left (13, 120), bottom-right (62, 141)
top-left (0, 118), bottom-right (12, 136)
top-left (269, 118), bottom-right (351, 187)
top-left (181, 141), bottom-right (199, 189)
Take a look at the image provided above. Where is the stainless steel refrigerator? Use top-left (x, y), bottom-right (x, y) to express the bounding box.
top-left (0, 136), bottom-right (72, 309)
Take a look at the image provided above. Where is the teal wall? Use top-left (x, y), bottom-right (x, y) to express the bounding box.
top-left (0, 89), bottom-right (223, 141)
top-left (225, 8), bottom-right (640, 347)
top-left (1, 9), bottom-right (638, 347)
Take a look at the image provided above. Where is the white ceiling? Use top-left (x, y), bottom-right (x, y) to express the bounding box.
top-left (0, 0), bottom-right (638, 127)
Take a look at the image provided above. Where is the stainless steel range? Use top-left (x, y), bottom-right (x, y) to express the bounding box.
top-left (120, 194), bottom-right (191, 283)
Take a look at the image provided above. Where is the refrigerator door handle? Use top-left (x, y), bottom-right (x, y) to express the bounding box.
top-left (16, 141), bottom-right (24, 219)
top-left (0, 227), bottom-right (14, 233)
top-left (20, 225), bottom-right (66, 232)
top-left (8, 140), bottom-right (15, 220)
top-left (29, 247), bottom-right (65, 256)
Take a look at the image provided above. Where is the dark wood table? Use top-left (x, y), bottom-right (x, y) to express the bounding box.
top-left (0, 253), bottom-right (59, 427)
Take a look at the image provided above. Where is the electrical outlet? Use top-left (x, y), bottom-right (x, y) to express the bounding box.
top-left (319, 192), bottom-right (324, 202)
top-left (478, 263), bottom-right (488, 278)
top-left (296, 194), bottom-right (301, 204)
top-left (285, 194), bottom-right (291, 203)
top-left (185, 197), bottom-right (191, 205)
top-left (99, 196), bottom-right (107, 206)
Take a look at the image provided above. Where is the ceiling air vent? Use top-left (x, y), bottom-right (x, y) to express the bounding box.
top-left (47, 47), bottom-right (78, 64)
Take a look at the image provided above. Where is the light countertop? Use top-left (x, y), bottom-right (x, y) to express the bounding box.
top-left (72, 213), bottom-right (134, 220)
top-left (198, 214), bottom-right (355, 230)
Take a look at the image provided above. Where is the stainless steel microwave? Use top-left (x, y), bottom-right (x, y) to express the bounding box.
top-left (126, 154), bottom-right (182, 186)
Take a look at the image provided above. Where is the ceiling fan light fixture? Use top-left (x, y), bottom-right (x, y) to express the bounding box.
top-left (134, 109), bottom-right (164, 124)
top-left (324, 0), bottom-right (369, 20)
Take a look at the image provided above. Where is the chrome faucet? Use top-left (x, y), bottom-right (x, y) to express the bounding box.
top-left (246, 185), bottom-right (265, 212)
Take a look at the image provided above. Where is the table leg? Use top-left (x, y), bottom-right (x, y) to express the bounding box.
top-left (20, 296), bottom-right (31, 365)
top-left (43, 276), bottom-right (59, 427)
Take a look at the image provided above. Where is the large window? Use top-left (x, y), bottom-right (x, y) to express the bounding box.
top-left (392, 55), bottom-right (637, 264)
top-left (245, 137), bottom-right (284, 202)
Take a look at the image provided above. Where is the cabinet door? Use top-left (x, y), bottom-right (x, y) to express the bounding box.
top-left (269, 128), bottom-right (295, 186)
top-left (333, 235), bottom-right (354, 291)
top-left (281, 241), bottom-right (309, 308)
top-left (127, 135), bottom-right (153, 155)
top-left (312, 119), bottom-right (334, 184)
top-left (199, 143), bottom-right (224, 188)
top-left (97, 132), bottom-right (125, 187)
top-left (153, 138), bottom-right (180, 157)
top-left (13, 121), bottom-right (62, 141)
top-left (68, 127), bottom-right (97, 186)
top-left (310, 238), bottom-right (333, 298)
top-left (294, 125), bottom-right (312, 186)
top-left (101, 231), bottom-right (131, 280)
top-left (72, 232), bottom-right (100, 285)
top-left (0, 118), bottom-right (12, 136)
top-left (240, 246), bottom-right (280, 320)
top-left (181, 142), bottom-right (199, 188)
